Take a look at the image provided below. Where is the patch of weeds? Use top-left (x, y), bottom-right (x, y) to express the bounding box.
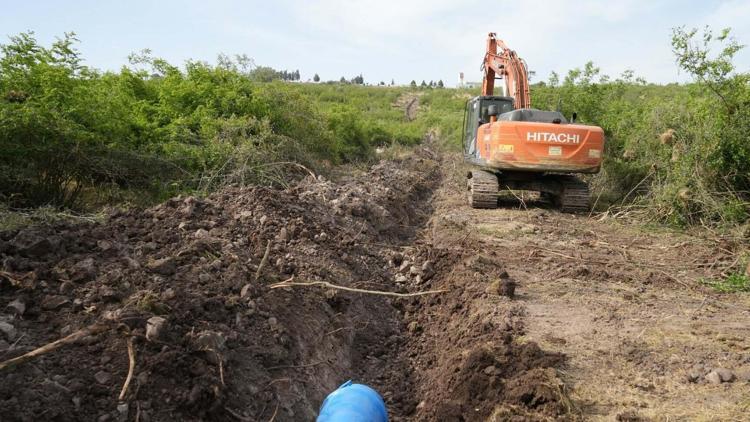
top-left (701, 273), bottom-right (750, 293)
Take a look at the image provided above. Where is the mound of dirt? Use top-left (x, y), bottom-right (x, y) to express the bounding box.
top-left (0, 144), bottom-right (571, 421)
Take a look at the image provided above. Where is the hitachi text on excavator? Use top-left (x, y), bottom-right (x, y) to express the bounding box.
top-left (463, 33), bottom-right (605, 212)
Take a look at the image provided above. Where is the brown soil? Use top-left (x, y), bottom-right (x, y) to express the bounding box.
top-left (1, 144), bottom-right (748, 421)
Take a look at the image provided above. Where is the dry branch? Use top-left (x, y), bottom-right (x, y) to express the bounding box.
top-left (255, 240), bottom-right (272, 281)
top-left (0, 323), bottom-right (109, 372)
top-left (269, 278), bottom-right (447, 297)
top-left (118, 337), bottom-right (136, 402)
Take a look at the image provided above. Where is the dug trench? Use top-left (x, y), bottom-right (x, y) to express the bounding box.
top-left (0, 141), bottom-right (572, 421)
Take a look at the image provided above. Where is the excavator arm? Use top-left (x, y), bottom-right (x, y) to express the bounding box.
top-left (481, 33), bottom-right (531, 109)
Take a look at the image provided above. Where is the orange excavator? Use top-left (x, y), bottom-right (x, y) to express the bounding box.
top-left (463, 33), bottom-right (605, 212)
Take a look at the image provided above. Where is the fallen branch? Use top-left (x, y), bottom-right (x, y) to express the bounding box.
top-left (269, 278), bottom-right (448, 298)
top-left (255, 240), bottom-right (272, 281)
top-left (0, 323), bottom-right (109, 372)
top-left (118, 337), bottom-right (136, 402)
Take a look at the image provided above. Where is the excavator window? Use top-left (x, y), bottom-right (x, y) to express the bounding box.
top-left (479, 99), bottom-right (513, 123)
top-left (462, 97), bottom-right (514, 157)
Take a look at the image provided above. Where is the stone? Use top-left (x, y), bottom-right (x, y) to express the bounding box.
top-left (268, 317), bottom-right (279, 330)
top-left (94, 370), bottom-right (112, 385)
top-left (59, 281), bottom-right (75, 294)
top-left (278, 227), bottom-right (289, 242)
top-left (97, 240), bottom-right (113, 251)
top-left (409, 265), bottom-right (420, 276)
top-left (735, 370), bottom-right (750, 382)
top-left (41, 295), bottom-right (70, 310)
top-left (161, 288), bottom-right (176, 301)
top-left (146, 257), bottom-right (176, 276)
top-left (407, 321), bottom-right (420, 333)
top-left (194, 229), bottom-right (209, 239)
top-left (483, 365), bottom-right (497, 375)
top-left (240, 284), bottom-right (252, 298)
top-left (421, 260), bottom-right (435, 280)
top-left (123, 257), bottom-right (140, 270)
top-left (193, 330), bottom-right (225, 351)
top-left (198, 273), bottom-right (211, 283)
top-left (0, 321), bottom-right (16, 341)
top-left (318, 232), bottom-right (328, 241)
top-left (705, 370), bottom-right (722, 384)
top-left (146, 316), bottom-right (167, 341)
top-left (137, 371), bottom-right (149, 385)
top-left (117, 403), bottom-right (129, 417)
top-left (715, 368), bottom-right (735, 383)
top-left (5, 298), bottom-right (25, 315)
top-left (72, 396), bottom-right (82, 410)
top-left (398, 260), bottom-right (411, 273)
top-left (395, 274), bottom-right (408, 283)
top-left (71, 258), bottom-right (96, 282)
top-left (500, 279), bottom-right (517, 298)
top-left (686, 370), bottom-right (702, 383)
top-left (13, 232), bottom-right (55, 257)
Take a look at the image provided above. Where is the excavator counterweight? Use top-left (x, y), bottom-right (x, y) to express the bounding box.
top-left (463, 33), bottom-right (605, 211)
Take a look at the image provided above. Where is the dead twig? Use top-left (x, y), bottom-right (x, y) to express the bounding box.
top-left (217, 351), bottom-right (225, 386)
top-left (255, 240), bottom-right (272, 281)
top-left (268, 402), bottom-right (280, 422)
top-left (0, 323), bottom-right (109, 372)
top-left (269, 277), bottom-right (448, 298)
top-left (118, 337), bottom-right (136, 402)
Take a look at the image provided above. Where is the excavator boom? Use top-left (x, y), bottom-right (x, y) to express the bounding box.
top-left (481, 33), bottom-right (531, 109)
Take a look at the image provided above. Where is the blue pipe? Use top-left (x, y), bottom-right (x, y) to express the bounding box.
top-left (316, 380), bottom-right (388, 422)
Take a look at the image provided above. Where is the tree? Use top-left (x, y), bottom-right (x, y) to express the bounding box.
top-left (313, 73), bottom-right (320, 82)
top-left (410, 80), bottom-right (417, 88)
top-left (420, 80), bottom-right (427, 88)
top-left (294, 69), bottom-right (300, 81)
top-left (391, 78), bottom-right (395, 86)
top-left (437, 79), bottom-right (444, 88)
top-left (250, 66), bottom-right (280, 82)
top-left (340, 76), bottom-right (347, 83)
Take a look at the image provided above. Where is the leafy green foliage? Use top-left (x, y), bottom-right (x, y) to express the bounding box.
top-left (0, 33), bottom-right (433, 208)
top-left (532, 26), bottom-right (750, 227)
top-left (701, 273), bottom-right (750, 293)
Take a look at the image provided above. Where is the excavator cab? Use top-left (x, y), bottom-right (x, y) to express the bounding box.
top-left (462, 96), bottom-right (514, 158)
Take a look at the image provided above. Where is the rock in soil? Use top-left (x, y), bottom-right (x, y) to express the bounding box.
top-left (146, 257), bottom-right (176, 276)
top-left (5, 298), bottom-right (26, 315)
top-left (146, 316), bottom-right (167, 341)
top-left (0, 321), bottom-right (16, 341)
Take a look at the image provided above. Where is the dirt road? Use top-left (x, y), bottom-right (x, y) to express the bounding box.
top-left (1, 145), bottom-right (748, 421)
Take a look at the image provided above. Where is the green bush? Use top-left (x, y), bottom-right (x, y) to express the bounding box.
top-left (530, 26), bottom-right (749, 227)
top-left (0, 33), bottom-right (433, 208)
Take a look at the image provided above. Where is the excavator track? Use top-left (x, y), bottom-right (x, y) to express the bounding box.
top-left (467, 170), bottom-right (499, 209)
top-left (556, 176), bottom-right (590, 213)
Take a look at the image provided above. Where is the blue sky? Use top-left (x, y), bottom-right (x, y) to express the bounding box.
top-left (2, 0), bottom-right (749, 86)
